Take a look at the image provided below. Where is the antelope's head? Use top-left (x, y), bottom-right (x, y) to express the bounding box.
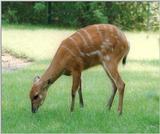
top-left (29, 76), bottom-right (48, 113)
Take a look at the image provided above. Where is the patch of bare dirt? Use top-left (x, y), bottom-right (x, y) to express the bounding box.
top-left (2, 52), bottom-right (32, 72)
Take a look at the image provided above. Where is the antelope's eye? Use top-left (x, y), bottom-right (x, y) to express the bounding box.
top-left (33, 95), bottom-right (39, 100)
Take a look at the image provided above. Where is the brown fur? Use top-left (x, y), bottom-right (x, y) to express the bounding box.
top-left (29, 24), bottom-right (130, 115)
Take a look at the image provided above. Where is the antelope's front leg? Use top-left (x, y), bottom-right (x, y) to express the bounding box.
top-left (70, 71), bottom-right (81, 112)
top-left (78, 78), bottom-right (84, 107)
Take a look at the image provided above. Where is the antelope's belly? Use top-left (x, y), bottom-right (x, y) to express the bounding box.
top-left (82, 55), bottom-right (100, 70)
top-left (63, 54), bottom-right (100, 76)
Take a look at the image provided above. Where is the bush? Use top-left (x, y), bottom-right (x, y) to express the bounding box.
top-left (2, 1), bottom-right (159, 31)
top-left (3, 7), bottom-right (18, 24)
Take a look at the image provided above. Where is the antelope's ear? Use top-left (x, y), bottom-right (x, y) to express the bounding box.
top-left (33, 75), bottom-right (40, 83)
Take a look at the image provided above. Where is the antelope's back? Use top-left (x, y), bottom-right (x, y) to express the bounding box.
top-left (58, 24), bottom-right (129, 70)
top-left (62, 24), bottom-right (128, 54)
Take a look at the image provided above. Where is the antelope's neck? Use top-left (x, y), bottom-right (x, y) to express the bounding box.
top-left (40, 55), bottom-right (64, 85)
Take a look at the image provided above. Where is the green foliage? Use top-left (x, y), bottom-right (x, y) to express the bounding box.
top-left (2, 7), bottom-right (18, 24)
top-left (32, 2), bottom-right (47, 24)
top-left (2, 1), bottom-right (159, 31)
top-left (80, 2), bottom-right (108, 26)
top-left (93, 9), bottom-right (108, 23)
top-left (33, 2), bottom-right (46, 13)
top-left (148, 2), bottom-right (160, 31)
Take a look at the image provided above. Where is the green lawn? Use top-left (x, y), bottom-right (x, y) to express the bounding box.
top-left (2, 25), bottom-right (160, 133)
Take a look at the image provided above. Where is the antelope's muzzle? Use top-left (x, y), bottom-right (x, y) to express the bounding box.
top-left (31, 104), bottom-right (37, 113)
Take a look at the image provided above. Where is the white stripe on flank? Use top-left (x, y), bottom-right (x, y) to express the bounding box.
top-left (85, 50), bottom-right (101, 57)
top-left (102, 24), bottom-right (106, 30)
top-left (61, 45), bottom-right (77, 57)
top-left (77, 31), bottom-right (88, 47)
top-left (102, 24), bottom-right (107, 40)
top-left (81, 29), bottom-right (93, 45)
top-left (95, 25), bottom-right (103, 42)
top-left (109, 26), bottom-right (113, 33)
top-left (69, 37), bottom-right (85, 57)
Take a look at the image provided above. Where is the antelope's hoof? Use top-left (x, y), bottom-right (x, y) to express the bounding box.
top-left (80, 103), bottom-right (84, 108)
top-left (107, 104), bottom-right (111, 111)
top-left (70, 108), bottom-right (74, 112)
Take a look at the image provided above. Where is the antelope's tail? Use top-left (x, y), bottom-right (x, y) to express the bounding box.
top-left (122, 46), bottom-right (130, 65)
top-left (122, 55), bottom-right (127, 65)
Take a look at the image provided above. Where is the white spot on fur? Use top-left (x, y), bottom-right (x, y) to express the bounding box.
top-left (104, 55), bottom-right (110, 61)
top-left (105, 39), bottom-right (112, 45)
top-left (100, 39), bottom-right (113, 50)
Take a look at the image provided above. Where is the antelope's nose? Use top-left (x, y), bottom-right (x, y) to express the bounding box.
top-left (32, 108), bottom-right (37, 113)
top-left (31, 104), bottom-right (37, 113)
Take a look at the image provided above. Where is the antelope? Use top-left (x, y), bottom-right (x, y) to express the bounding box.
top-left (29, 24), bottom-right (129, 115)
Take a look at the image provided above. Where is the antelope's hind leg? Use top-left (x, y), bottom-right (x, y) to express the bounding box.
top-left (102, 61), bottom-right (125, 115)
top-left (106, 72), bottom-right (117, 110)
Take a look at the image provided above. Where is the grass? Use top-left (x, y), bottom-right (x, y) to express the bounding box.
top-left (2, 25), bottom-right (160, 133)
top-left (3, 23), bottom-right (77, 30)
top-left (2, 26), bottom-right (75, 61)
